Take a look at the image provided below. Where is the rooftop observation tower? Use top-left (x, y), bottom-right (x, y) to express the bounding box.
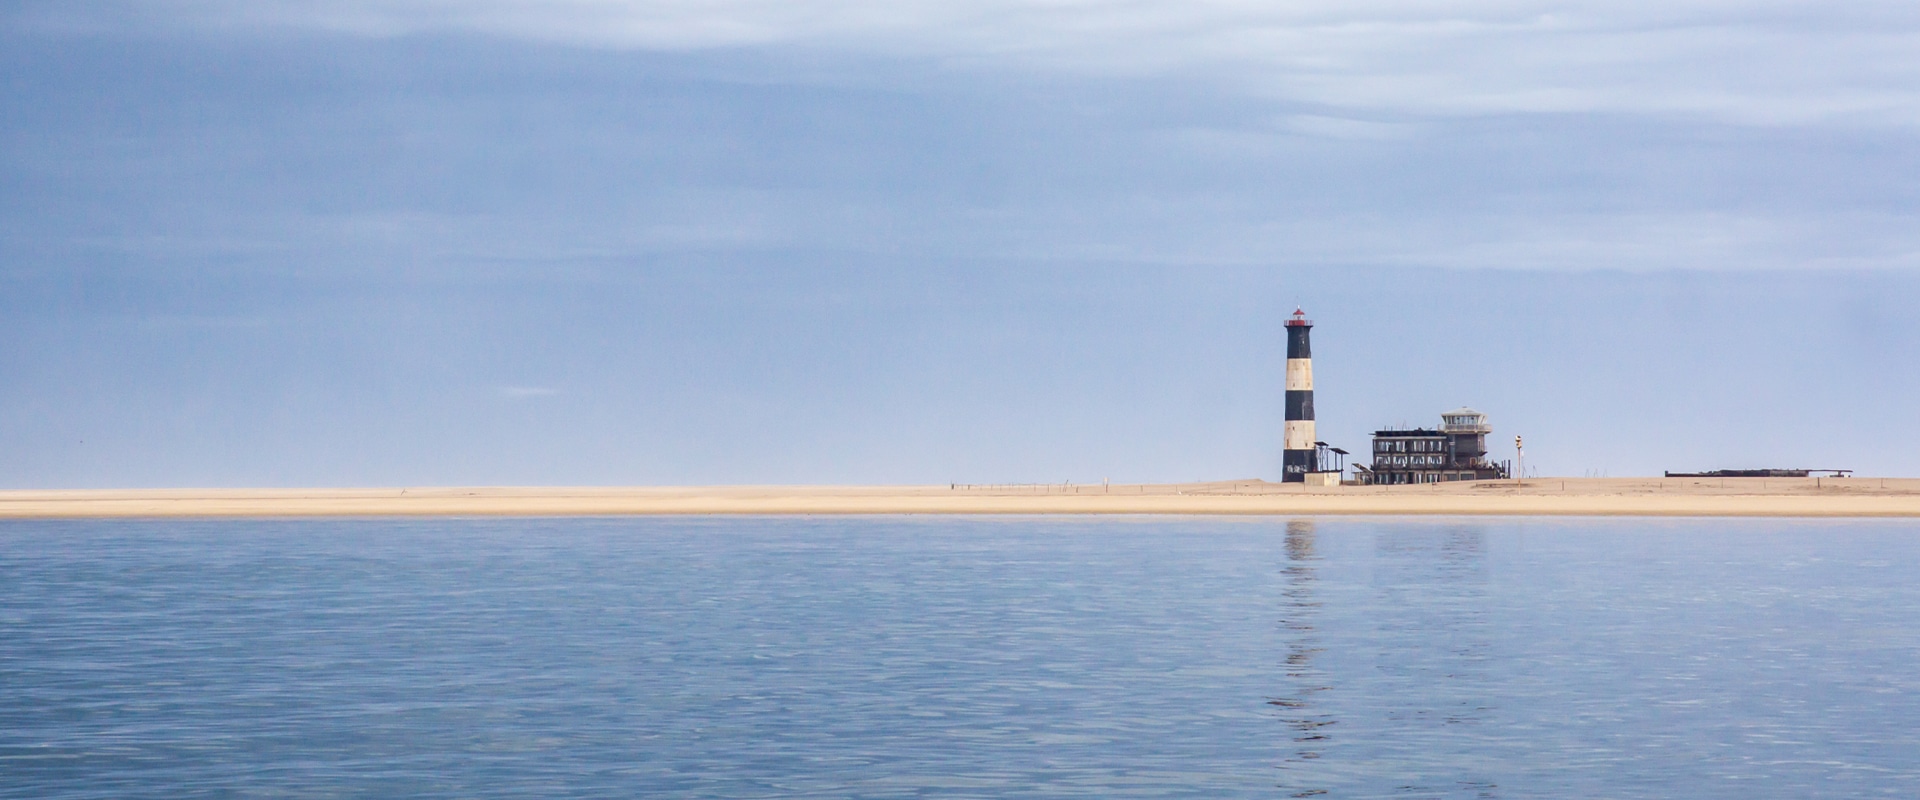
top-left (1440, 407), bottom-right (1492, 464)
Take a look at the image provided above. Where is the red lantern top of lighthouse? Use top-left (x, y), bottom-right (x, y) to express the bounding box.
top-left (1285, 307), bottom-right (1313, 327)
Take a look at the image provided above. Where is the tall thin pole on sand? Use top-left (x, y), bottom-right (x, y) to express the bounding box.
top-left (1515, 435), bottom-right (1524, 487)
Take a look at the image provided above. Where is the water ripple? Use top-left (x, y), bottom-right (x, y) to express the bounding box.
top-left (2, 517), bottom-right (1918, 798)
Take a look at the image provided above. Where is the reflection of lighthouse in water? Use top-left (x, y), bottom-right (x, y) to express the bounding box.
top-left (1272, 518), bottom-right (1333, 792)
top-left (1282, 309), bottom-right (1315, 483)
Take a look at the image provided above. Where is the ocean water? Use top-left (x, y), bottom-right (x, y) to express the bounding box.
top-left (2, 517), bottom-right (1917, 799)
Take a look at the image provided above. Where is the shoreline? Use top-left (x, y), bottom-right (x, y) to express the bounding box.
top-left (3, 478), bottom-right (1920, 519)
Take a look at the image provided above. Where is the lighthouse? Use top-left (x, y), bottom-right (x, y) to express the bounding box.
top-left (1282, 308), bottom-right (1315, 482)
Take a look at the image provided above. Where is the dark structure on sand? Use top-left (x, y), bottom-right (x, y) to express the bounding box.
top-left (1664, 468), bottom-right (1852, 478)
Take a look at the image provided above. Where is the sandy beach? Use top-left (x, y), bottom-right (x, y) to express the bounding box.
top-left (3, 477), bottom-right (1919, 518)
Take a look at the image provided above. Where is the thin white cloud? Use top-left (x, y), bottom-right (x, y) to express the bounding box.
top-left (979, 202), bottom-right (1920, 272)
top-left (60, 0), bottom-right (1920, 125)
top-left (1274, 115), bottom-right (1421, 141)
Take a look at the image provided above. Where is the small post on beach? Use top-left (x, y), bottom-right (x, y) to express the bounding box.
top-left (1515, 435), bottom-right (1524, 486)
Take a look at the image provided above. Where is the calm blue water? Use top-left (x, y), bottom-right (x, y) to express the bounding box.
top-left (3, 517), bottom-right (1918, 798)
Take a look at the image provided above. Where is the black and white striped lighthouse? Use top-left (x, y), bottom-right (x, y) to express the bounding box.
top-left (1282, 308), bottom-right (1316, 482)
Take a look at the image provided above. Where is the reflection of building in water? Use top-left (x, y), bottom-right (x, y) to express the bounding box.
top-left (1353, 407), bottom-right (1511, 485)
top-left (1272, 519), bottom-right (1334, 794)
top-left (1284, 519), bottom-right (1316, 563)
top-left (1368, 525), bottom-right (1498, 795)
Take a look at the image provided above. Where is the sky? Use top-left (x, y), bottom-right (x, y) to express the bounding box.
top-left (3, 0), bottom-right (1918, 487)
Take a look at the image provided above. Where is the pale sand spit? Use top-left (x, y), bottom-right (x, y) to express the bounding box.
top-left (2, 478), bottom-right (1919, 518)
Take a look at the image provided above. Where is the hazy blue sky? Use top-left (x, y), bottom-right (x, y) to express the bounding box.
top-left (4, 1), bottom-right (1918, 487)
